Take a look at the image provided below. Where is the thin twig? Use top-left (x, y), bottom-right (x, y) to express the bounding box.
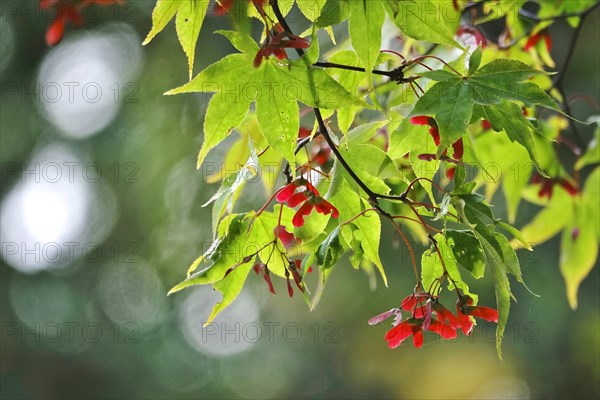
top-left (282, 133), bottom-right (321, 183)
top-left (552, 12), bottom-right (589, 89)
top-left (390, 221), bottom-right (420, 282)
top-left (313, 62), bottom-right (392, 77)
top-left (557, 84), bottom-right (586, 149)
top-left (341, 208), bottom-right (378, 227)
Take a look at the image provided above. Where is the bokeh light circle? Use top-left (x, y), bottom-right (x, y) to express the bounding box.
top-left (97, 261), bottom-right (168, 334)
top-left (37, 23), bottom-right (142, 139)
top-left (179, 287), bottom-right (260, 357)
top-left (0, 143), bottom-right (118, 273)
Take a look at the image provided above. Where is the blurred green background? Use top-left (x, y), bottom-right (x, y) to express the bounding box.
top-left (1, 1), bottom-right (599, 399)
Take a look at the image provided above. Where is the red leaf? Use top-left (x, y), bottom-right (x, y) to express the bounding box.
top-left (400, 294), bottom-right (420, 311)
top-left (412, 326), bottom-right (424, 348)
top-left (543, 31), bottom-right (552, 52)
top-left (434, 303), bottom-right (461, 329)
top-left (524, 33), bottom-right (541, 51)
top-left (410, 116), bottom-right (431, 126)
top-left (418, 154), bottom-right (437, 162)
top-left (312, 149), bottom-right (331, 166)
top-left (263, 268), bottom-right (276, 295)
top-left (446, 167), bottom-right (456, 180)
top-left (298, 127), bottom-right (312, 139)
top-left (456, 305), bottom-right (474, 335)
top-left (413, 305), bottom-right (428, 319)
top-left (559, 179), bottom-right (578, 196)
top-left (274, 225), bottom-right (301, 248)
top-left (46, 18), bottom-right (65, 46)
top-left (302, 179), bottom-right (319, 195)
top-left (428, 320), bottom-right (457, 340)
top-left (457, 25), bottom-right (488, 48)
top-left (253, 264), bottom-right (262, 275)
top-left (525, 29), bottom-right (552, 52)
top-left (313, 197), bottom-right (339, 219)
top-left (292, 202), bottom-right (313, 227)
top-left (310, 138), bottom-right (332, 166)
top-left (276, 182), bottom-right (299, 203)
top-left (385, 321), bottom-right (413, 348)
top-left (273, 48), bottom-right (287, 60)
top-left (289, 261), bottom-right (304, 292)
top-left (288, 192), bottom-right (308, 208)
top-left (452, 138), bottom-right (464, 159)
top-left (538, 180), bottom-right (554, 199)
top-left (468, 306), bottom-right (499, 323)
top-left (531, 172), bottom-right (543, 184)
top-left (214, 0), bottom-right (234, 16)
top-left (429, 127), bottom-right (441, 146)
top-left (253, 48), bottom-right (267, 68)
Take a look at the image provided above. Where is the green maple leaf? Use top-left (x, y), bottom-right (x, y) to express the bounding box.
top-left (414, 58), bottom-right (561, 167)
top-left (561, 168), bottom-right (599, 309)
top-left (410, 79), bottom-right (475, 154)
top-left (421, 233), bottom-right (479, 303)
top-left (451, 192), bottom-right (537, 359)
top-left (169, 206), bottom-right (296, 324)
top-left (330, 179), bottom-right (387, 286)
top-left (297, 0), bottom-right (328, 21)
top-left (469, 60), bottom-right (561, 111)
top-left (479, 102), bottom-right (544, 169)
top-left (575, 119), bottom-right (600, 170)
top-left (143, 0), bottom-right (209, 80)
top-left (472, 130), bottom-right (533, 223)
top-left (385, 0), bottom-right (462, 48)
top-left (166, 31), bottom-right (365, 169)
top-left (170, 212), bottom-right (256, 326)
top-left (445, 230), bottom-right (486, 279)
top-left (480, 235), bottom-right (512, 361)
top-left (348, 0), bottom-right (384, 88)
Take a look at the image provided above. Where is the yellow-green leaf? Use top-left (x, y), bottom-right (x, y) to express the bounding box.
top-left (348, 0), bottom-right (384, 89)
top-left (143, 0), bottom-right (180, 45)
top-left (562, 167), bottom-right (600, 308)
top-left (176, 0), bottom-right (210, 80)
top-left (205, 261), bottom-right (254, 325)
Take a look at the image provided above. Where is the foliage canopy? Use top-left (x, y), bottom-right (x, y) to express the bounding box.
top-left (125, 0), bottom-right (600, 357)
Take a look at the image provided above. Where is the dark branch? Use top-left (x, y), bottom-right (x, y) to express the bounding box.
top-left (270, 0), bottom-right (389, 203)
top-left (313, 62), bottom-right (389, 76)
top-left (312, 108), bottom-right (378, 201)
top-left (556, 85), bottom-right (586, 149)
top-left (282, 133), bottom-right (321, 184)
top-left (552, 9), bottom-right (591, 89)
top-left (549, 3), bottom-right (598, 148)
top-left (269, 0), bottom-right (429, 209)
